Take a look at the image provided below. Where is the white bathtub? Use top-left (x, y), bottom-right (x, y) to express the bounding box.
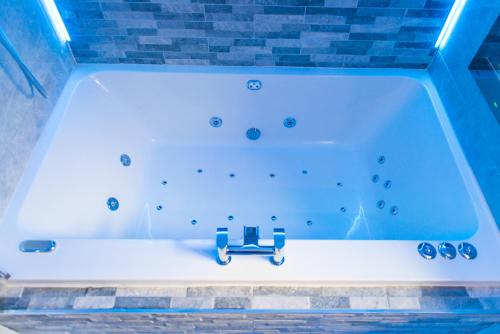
top-left (1, 65), bottom-right (499, 283)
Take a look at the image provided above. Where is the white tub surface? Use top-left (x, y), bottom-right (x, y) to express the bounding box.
top-left (1, 65), bottom-right (499, 283)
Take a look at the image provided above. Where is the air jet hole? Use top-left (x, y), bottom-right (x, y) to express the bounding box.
top-left (390, 206), bottom-right (399, 215)
top-left (120, 154), bottom-right (131, 167)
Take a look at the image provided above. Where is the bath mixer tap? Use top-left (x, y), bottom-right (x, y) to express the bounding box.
top-left (216, 226), bottom-right (285, 266)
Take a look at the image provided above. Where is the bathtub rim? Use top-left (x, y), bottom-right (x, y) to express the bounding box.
top-left (0, 64), bottom-right (498, 283)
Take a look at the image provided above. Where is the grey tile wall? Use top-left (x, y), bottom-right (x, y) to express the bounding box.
top-left (1, 285), bottom-right (500, 333)
top-left (429, 2), bottom-right (500, 226)
top-left (1, 312), bottom-right (500, 334)
top-left (56, 0), bottom-right (454, 68)
top-left (0, 1), bottom-right (74, 218)
top-left (2, 285), bottom-right (500, 312)
top-left (469, 15), bottom-right (500, 70)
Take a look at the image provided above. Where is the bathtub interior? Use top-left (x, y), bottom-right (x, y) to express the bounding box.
top-left (7, 70), bottom-right (479, 241)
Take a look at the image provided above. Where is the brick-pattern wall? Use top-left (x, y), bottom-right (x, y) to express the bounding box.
top-left (56, 0), bottom-right (454, 68)
top-left (1, 313), bottom-right (500, 333)
top-left (470, 15), bottom-right (500, 70)
top-left (2, 285), bottom-right (500, 312)
top-left (1, 285), bottom-right (500, 333)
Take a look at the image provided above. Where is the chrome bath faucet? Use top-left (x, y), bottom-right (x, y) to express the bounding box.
top-left (216, 226), bottom-right (285, 266)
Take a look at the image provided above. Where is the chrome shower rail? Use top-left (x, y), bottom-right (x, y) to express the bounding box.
top-left (216, 226), bottom-right (285, 266)
top-left (0, 27), bottom-right (47, 98)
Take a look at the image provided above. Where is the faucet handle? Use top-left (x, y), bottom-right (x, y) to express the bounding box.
top-left (216, 227), bottom-right (231, 265)
top-left (272, 228), bottom-right (285, 266)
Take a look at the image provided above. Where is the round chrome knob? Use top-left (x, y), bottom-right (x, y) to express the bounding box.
top-left (458, 242), bottom-right (477, 260)
top-left (438, 242), bottom-right (456, 260)
top-left (418, 242), bottom-right (436, 260)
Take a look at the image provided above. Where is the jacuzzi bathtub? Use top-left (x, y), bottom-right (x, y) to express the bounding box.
top-left (1, 65), bottom-right (499, 283)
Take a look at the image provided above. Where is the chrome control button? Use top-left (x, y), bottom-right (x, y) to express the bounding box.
top-left (418, 242), bottom-right (436, 260)
top-left (458, 242), bottom-right (477, 260)
top-left (438, 242), bottom-right (457, 260)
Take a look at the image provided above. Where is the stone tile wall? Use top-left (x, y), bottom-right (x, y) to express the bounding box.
top-left (1, 285), bottom-right (500, 312)
top-left (1, 285), bottom-right (500, 333)
top-left (1, 312), bottom-right (500, 333)
top-left (0, 1), bottom-right (74, 218)
top-left (55, 0), bottom-right (454, 68)
top-left (429, 2), bottom-right (500, 226)
top-left (470, 15), bottom-right (500, 70)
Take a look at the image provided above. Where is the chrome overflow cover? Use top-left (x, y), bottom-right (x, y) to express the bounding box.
top-left (458, 242), bottom-right (477, 260)
top-left (247, 80), bottom-right (262, 90)
top-left (418, 242), bottom-right (436, 260)
top-left (438, 242), bottom-right (457, 260)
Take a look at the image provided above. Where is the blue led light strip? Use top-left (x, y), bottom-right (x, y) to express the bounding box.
top-left (435, 0), bottom-right (467, 49)
top-left (40, 0), bottom-right (70, 42)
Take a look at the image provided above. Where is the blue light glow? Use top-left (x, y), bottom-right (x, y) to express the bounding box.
top-left (40, 0), bottom-right (70, 42)
top-left (434, 0), bottom-right (467, 49)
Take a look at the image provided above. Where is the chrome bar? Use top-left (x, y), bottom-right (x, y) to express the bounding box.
top-left (0, 28), bottom-right (47, 98)
top-left (19, 240), bottom-right (56, 253)
top-left (216, 226), bottom-right (285, 266)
